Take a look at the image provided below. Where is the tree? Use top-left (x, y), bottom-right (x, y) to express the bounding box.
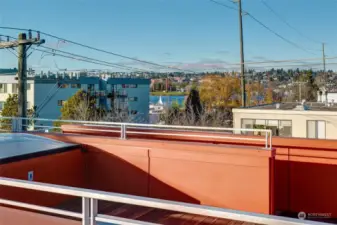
top-left (265, 88), bottom-right (273, 104)
top-left (0, 94), bottom-right (36, 131)
top-left (305, 70), bottom-right (318, 101)
top-left (199, 75), bottom-right (241, 110)
top-left (185, 89), bottom-right (202, 124)
top-left (59, 90), bottom-right (105, 121)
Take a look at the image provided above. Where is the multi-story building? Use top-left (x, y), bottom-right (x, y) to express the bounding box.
top-left (233, 102), bottom-right (337, 139)
top-left (0, 72), bottom-right (150, 124)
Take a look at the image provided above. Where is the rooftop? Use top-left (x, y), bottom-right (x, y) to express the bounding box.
top-left (0, 117), bottom-right (336, 224)
top-left (0, 133), bottom-right (78, 164)
top-left (240, 102), bottom-right (337, 112)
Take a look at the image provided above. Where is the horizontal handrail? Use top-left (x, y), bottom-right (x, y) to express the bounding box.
top-left (0, 199), bottom-right (82, 219)
top-left (1, 116), bottom-right (273, 149)
top-left (1, 116), bottom-right (270, 133)
top-left (0, 177), bottom-right (327, 225)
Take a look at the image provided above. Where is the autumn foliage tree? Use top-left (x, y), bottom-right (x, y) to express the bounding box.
top-left (0, 94), bottom-right (36, 131)
top-left (199, 75), bottom-right (241, 110)
top-left (59, 90), bottom-right (105, 121)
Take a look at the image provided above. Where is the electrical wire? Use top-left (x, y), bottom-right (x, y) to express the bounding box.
top-left (1, 31), bottom-right (337, 68)
top-left (0, 26), bottom-right (195, 73)
top-left (39, 46), bottom-right (149, 72)
top-left (1, 33), bottom-right (149, 72)
top-left (207, 0), bottom-right (318, 55)
top-left (260, 0), bottom-right (321, 45)
top-left (32, 48), bottom-right (140, 71)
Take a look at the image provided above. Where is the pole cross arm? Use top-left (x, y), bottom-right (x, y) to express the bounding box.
top-left (0, 38), bottom-right (45, 49)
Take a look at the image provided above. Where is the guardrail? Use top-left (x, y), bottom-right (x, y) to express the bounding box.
top-left (0, 117), bottom-right (273, 149)
top-left (0, 177), bottom-right (328, 225)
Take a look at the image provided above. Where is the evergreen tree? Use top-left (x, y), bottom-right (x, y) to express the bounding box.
top-left (185, 88), bottom-right (202, 124)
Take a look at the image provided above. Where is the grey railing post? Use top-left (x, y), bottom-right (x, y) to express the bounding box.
top-left (120, 124), bottom-right (126, 140)
top-left (82, 197), bottom-right (90, 225)
top-left (90, 199), bottom-right (98, 225)
top-left (11, 117), bottom-right (22, 133)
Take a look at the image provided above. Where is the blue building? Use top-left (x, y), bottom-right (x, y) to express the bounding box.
top-left (106, 78), bottom-right (151, 123)
top-left (0, 71), bottom-right (151, 124)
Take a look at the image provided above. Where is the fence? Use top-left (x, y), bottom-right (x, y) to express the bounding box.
top-left (0, 117), bottom-right (273, 149)
top-left (0, 177), bottom-right (328, 225)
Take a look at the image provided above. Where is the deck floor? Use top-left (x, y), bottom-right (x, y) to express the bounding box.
top-left (57, 198), bottom-right (261, 225)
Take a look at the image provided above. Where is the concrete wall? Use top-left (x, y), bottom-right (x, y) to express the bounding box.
top-left (233, 108), bottom-right (337, 139)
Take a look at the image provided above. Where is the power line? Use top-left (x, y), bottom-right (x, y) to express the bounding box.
top-left (2, 32), bottom-right (337, 68)
top-left (207, 0), bottom-right (318, 55)
top-left (1, 33), bottom-right (153, 72)
top-left (32, 48), bottom-right (139, 71)
top-left (39, 46), bottom-right (149, 72)
top-left (0, 26), bottom-right (195, 73)
top-left (208, 0), bottom-right (237, 11)
top-left (260, 0), bottom-right (320, 45)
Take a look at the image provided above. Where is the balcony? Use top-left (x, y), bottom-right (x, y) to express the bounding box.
top-left (0, 117), bottom-right (336, 224)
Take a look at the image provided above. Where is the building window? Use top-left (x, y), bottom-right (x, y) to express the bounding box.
top-left (241, 119), bottom-right (292, 137)
top-left (129, 97), bottom-right (138, 102)
top-left (0, 84), bottom-right (7, 93)
top-left (58, 84), bottom-right (68, 88)
top-left (12, 84), bottom-right (18, 94)
top-left (130, 110), bottom-right (138, 115)
top-left (122, 84), bottom-right (137, 88)
top-left (129, 84), bottom-right (137, 88)
top-left (0, 102), bottom-right (4, 110)
top-left (279, 120), bottom-right (292, 137)
top-left (307, 120), bottom-right (326, 139)
top-left (71, 84), bottom-right (81, 88)
top-left (57, 100), bottom-right (64, 106)
top-left (87, 84), bottom-right (95, 91)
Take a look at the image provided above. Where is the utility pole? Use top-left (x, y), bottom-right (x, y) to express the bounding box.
top-left (322, 43), bottom-right (326, 84)
top-left (0, 32), bottom-right (45, 130)
top-left (294, 81), bottom-right (307, 102)
top-left (238, 0), bottom-right (246, 107)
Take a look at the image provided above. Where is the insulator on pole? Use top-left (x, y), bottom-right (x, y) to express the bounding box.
top-left (37, 31), bottom-right (40, 40)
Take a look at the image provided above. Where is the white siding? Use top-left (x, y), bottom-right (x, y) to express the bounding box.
top-left (233, 108), bottom-right (337, 139)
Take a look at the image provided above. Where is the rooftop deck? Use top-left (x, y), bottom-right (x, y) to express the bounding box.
top-left (0, 117), bottom-right (336, 224)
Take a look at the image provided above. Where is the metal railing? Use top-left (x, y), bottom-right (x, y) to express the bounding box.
top-left (0, 177), bottom-right (327, 225)
top-left (0, 117), bottom-right (273, 149)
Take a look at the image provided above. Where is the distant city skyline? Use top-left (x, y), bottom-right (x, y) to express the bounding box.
top-left (1, 0), bottom-right (337, 71)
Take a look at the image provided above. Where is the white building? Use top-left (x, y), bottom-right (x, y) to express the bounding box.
top-left (233, 102), bottom-right (337, 139)
top-left (0, 72), bottom-right (150, 124)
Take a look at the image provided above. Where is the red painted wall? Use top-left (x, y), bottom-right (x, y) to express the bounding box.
top-left (56, 126), bottom-right (337, 219)
top-left (38, 133), bottom-right (273, 215)
top-left (0, 149), bottom-right (85, 207)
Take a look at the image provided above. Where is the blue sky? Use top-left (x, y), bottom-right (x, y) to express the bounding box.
top-left (0, 0), bottom-right (337, 72)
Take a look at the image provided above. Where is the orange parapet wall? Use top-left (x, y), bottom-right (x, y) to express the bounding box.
top-left (57, 125), bottom-right (337, 220)
top-left (0, 149), bottom-right (85, 207)
top-left (38, 133), bottom-right (274, 215)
